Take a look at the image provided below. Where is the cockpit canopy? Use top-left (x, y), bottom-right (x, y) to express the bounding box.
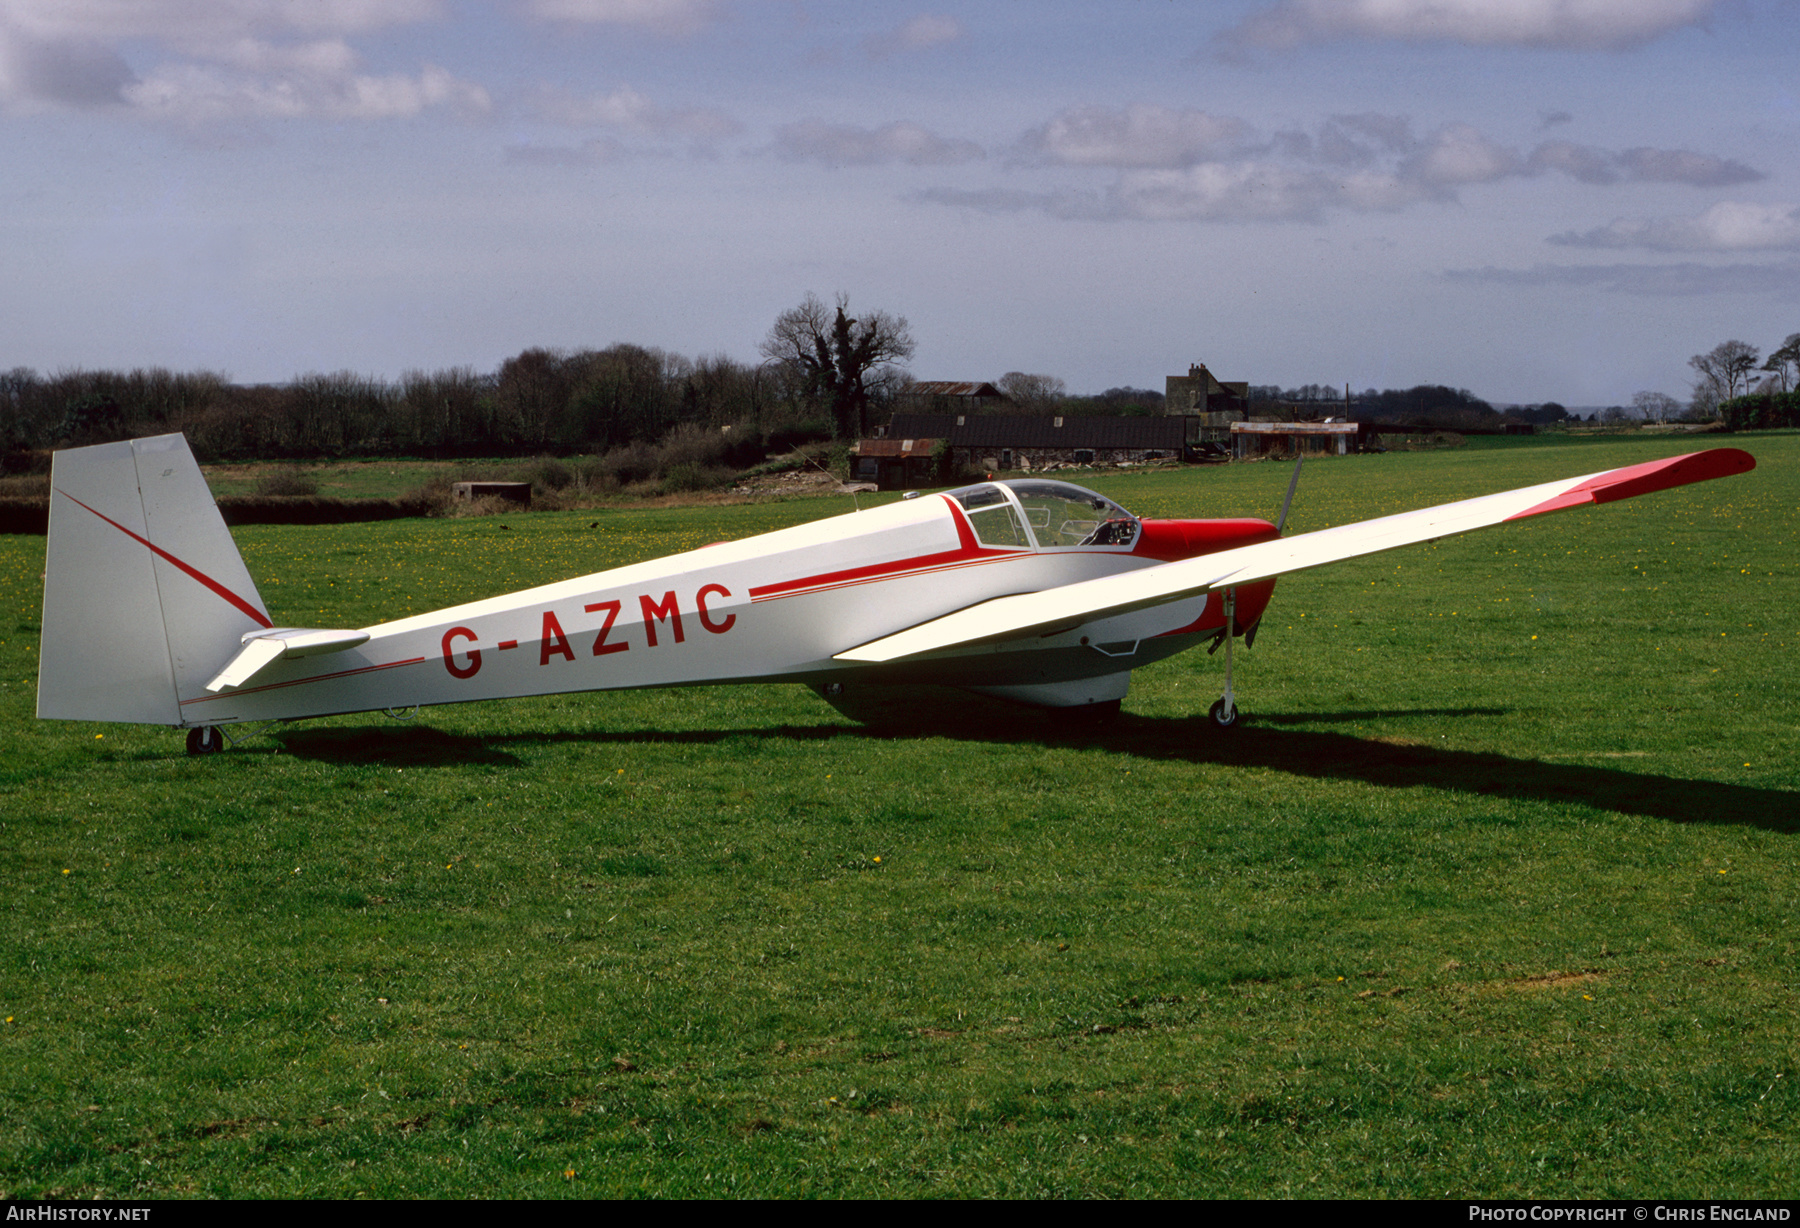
top-left (945, 480), bottom-right (1140, 550)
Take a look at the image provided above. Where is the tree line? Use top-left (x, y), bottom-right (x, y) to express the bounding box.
top-left (0, 345), bottom-right (836, 469)
top-left (21, 291), bottom-right (1772, 475)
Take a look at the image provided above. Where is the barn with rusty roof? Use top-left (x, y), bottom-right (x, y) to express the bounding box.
top-left (878, 412), bottom-right (1197, 478)
top-left (890, 381), bottom-right (1011, 415)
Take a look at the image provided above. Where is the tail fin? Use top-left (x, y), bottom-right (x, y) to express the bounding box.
top-left (37, 434), bottom-right (271, 726)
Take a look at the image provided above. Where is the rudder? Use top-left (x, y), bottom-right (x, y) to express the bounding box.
top-left (37, 434), bottom-right (271, 726)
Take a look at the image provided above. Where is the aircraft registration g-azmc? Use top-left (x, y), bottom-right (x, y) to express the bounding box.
top-left (36, 434), bottom-right (1754, 754)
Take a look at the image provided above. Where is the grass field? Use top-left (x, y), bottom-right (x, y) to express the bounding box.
top-left (1, 432), bottom-right (1795, 1198)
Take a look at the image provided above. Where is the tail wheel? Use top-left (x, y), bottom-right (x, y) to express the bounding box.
top-left (185, 725), bottom-right (224, 756)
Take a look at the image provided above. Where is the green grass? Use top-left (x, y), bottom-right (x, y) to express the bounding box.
top-left (1, 434), bottom-right (1795, 1197)
top-left (198, 458), bottom-right (464, 500)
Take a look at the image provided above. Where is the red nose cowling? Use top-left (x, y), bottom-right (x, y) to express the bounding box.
top-left (1132, 518), bottom-right (1281, 638)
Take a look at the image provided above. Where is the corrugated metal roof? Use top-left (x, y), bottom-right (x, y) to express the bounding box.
top-left (886, 413), bottom-right (1187, 449)
top-left (850, 438), bottom-right (937, 457)
top-left (1230, 421), bottom-right (1360, 434)
top-left (901, 381), bottom-right (1005, 398)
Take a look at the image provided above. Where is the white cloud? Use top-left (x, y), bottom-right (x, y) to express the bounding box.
top-left (1527, 141), bottom-right (1762, 186)
top-left (2, 0), bottom-right (443, 43)
top-left (774, 119), bottom-right (982, 167)
top-left (914, 187), bottom-right (1110, 220)
top-left (1528, 139), bottom-right (1619, 183)
top-left (0, 24), bottom-right (135, 106)
top-left (1446, 259), bottom-right (1800, 297)
top-left (1401, 123), bottom-right (1521, 186)
top-left (1615, 146), bottom-right (1762, 187)
top-left (1111, 163), bottom-right (1344, 222)
top-left (523, 0), bottom-right (725, 36)
top-left (1549, 203), bottom-right (1800, 252)
top-left (1021, 104), bottom-right (1246, 168)
top-left (865, 14), bottom-right (963, 58)
top-left (1275, 114), bottom-right (1411, 167)
top-left (525, 84), bottom-right (740, 141)
top-left (935, 104), bottom-right (1770, 228)
top-left (1220, 0), bottom-right (1724, 53)
top-left (212, 37), bottom-right (363, 75)
top-left (123, 46), bottom-right (489, 120)
top-left (0, 1), bottom-right (484, 119)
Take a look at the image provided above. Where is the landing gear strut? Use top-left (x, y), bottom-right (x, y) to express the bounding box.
top-left (1211, 587), bottom-right (1241, 729)
top-left (185, 725), bottom-right (223, 756)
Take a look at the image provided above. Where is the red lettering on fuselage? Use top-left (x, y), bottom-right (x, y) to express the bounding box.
top-left (585, 600), bottom-right (628, 656)
top-left (540, 610), bottom-right (575, 665)
top-left (442, 626), bottom-right (481, 678)
top-left (442, 586), bottom-right (732, 683)
top-left (640, 591), bottom-right (685, 647)
top-left (696, 584), bottom-right (735, 634)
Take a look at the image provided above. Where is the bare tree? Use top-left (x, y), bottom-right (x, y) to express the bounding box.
top-left (1689, 382), bottom-right (1722, 422)
top-left (996, 371), bottom-right (1067, 414)
top-left (1689, 340), bottom-right (1761, 406)
top-left (760, 293), bottom-right (915, 439)
top-left (1632, 390), bottom-right (1680, 424)
top-left (1762, 332), bottom-right (1800, 394)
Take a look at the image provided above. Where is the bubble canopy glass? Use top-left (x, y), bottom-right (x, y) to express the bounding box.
top-left (945, 480), bottom-right (1140, 550)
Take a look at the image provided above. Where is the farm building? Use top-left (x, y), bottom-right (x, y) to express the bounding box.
top-left (1229, 420), bottom-right (1375, 458)
top-left (1165, 363), bottom-right (1248, 416)
top-left (849, 436), bottom-right (939, 490)
top-left (881, 413), bottom-right (1198, 471)
top-left (890, 381), bottom-right (1011, 415)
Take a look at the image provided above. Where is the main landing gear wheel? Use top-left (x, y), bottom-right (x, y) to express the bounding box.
top-left (185, 725), bottom-right (224, 756)
top-left (1209, 586), bottom-right (1243, 730)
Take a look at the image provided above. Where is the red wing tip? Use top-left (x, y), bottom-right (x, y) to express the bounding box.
top-left (1508, 447), bottom-right (1755, 522)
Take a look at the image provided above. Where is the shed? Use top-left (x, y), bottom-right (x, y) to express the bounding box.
top-left (1229, 421), bottom-right (1367, 459)
top-left (883, 413), bottom-right (1194, 470)
top-left (452, 481), bottom-right (532, 507)
top-left (849, 437), bottom-right (939, 490)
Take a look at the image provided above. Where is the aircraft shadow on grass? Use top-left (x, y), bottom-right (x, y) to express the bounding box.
top-left (272, 697), bottom-right (1796, 835)
top-left (274, 725), bottom-right (523, 768)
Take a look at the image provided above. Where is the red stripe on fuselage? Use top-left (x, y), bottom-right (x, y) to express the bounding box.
top-left (179, 655), bottom-right (426, 705)
top-left (748, 495), bottom-right (1025, 602)
top-left (57, 488), bottom-right (273, 629)
top-left (748, 546), bottom-right (1026, 602)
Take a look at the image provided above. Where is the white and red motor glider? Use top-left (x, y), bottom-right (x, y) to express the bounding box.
top-left (36, 434), bottom-right (1754, 753)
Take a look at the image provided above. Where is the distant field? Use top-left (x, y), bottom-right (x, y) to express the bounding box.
top-left (1, 433), bottom-right (1794, 1197)
top-left (201, 458), bottom-right (473, 500)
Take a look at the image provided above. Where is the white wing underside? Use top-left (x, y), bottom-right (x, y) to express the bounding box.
top-left (835, 449), bottom-right (1755, 665)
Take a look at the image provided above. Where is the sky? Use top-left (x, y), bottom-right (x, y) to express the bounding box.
top-left (2, 0), bottom-right (1797, 406)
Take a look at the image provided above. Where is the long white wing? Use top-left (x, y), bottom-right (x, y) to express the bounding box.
top-left (835, 448), bottom-right (1755, 664)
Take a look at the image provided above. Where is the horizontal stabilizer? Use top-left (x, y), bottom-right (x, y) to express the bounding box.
top-left (205, 628), bottom-right (371, 692)
top-left (836, 448), bottom-right (1754, 665)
